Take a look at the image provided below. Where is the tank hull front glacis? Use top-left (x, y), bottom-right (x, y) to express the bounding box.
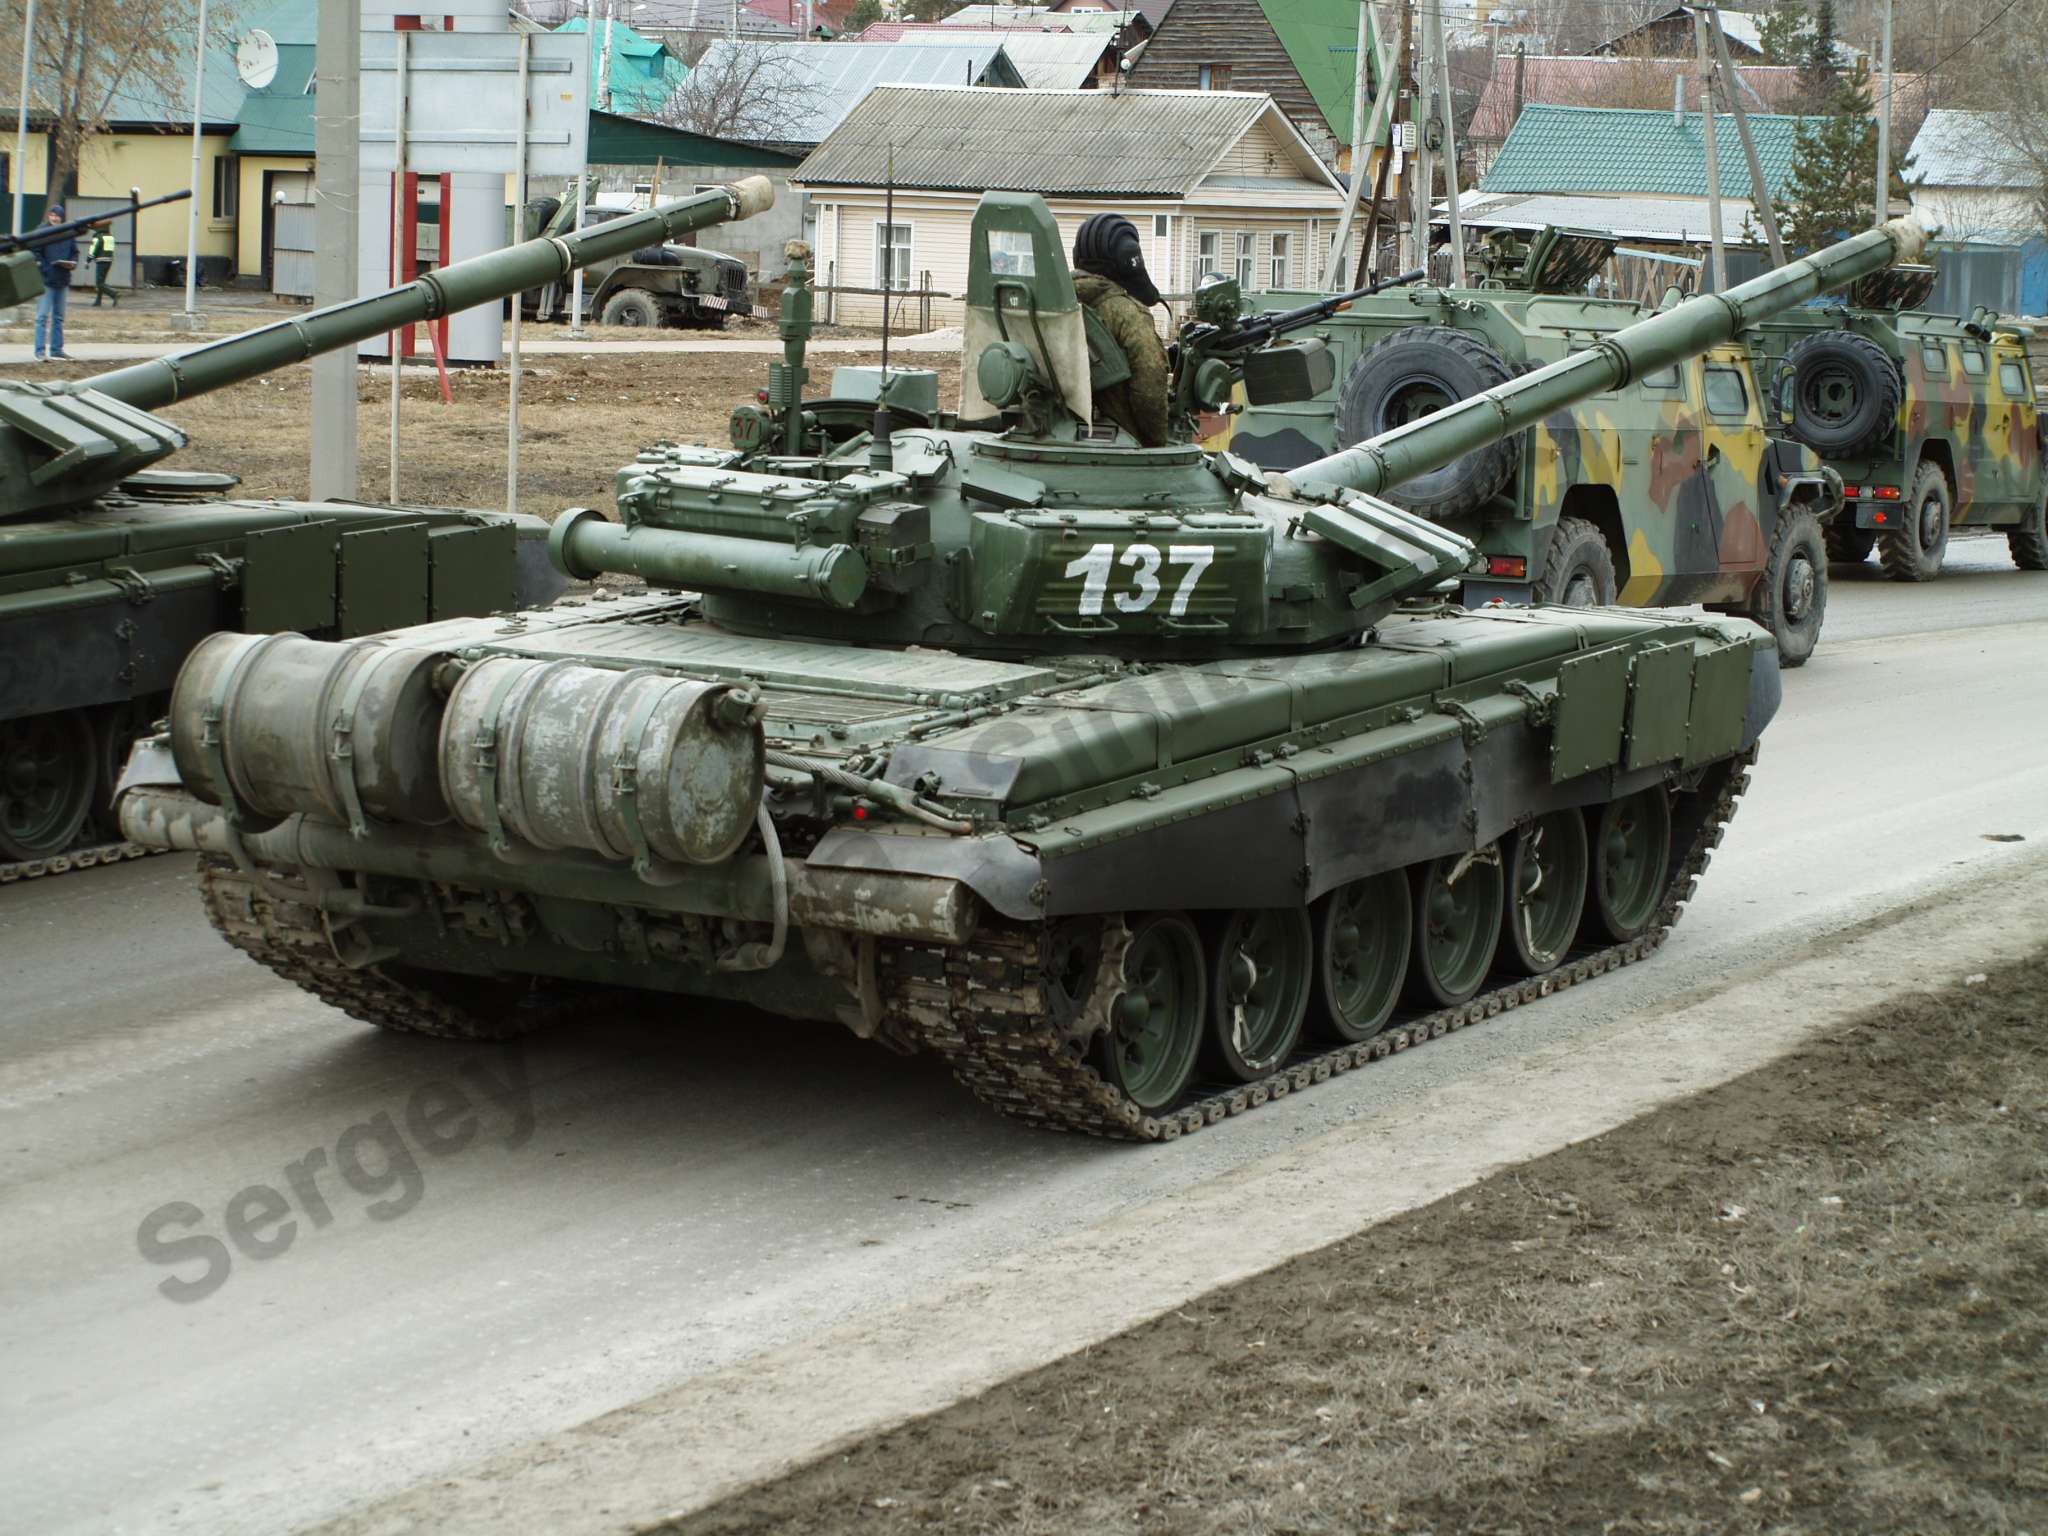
top-left (122, 590), bottom-right (1775, 1139)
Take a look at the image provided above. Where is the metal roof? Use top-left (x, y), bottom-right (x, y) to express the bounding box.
top-left (1449, 190), bottom-right (1764, 247)
top-left (1909, 110), bottom-right (2037, 190)
top-left (683, 40), bottom-right (1024, 145)
top-left (841, 30), bottom-right (1110, 89)
top-left (1481, 103), bottom-right (1809, 201)
top-left (795, 84), bottom-right (1335, 197)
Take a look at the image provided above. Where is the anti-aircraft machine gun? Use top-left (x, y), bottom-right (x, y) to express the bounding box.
top-left (123, 193), bottom-right (1928, 1140)
top-left (0, 178), bottom-right (772, 877)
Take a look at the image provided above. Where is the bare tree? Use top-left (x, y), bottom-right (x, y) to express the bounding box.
top-left (0, 0), bottom-right (237, 199)
top-left (653, 40), bottom-right (823, 144)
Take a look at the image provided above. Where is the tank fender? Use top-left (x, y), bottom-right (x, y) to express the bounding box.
top-left (805, 824), bottom-right (1045, 923)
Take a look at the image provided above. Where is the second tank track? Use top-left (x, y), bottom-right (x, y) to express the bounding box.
top-left (195, 753), bottom-right (1753, 1139)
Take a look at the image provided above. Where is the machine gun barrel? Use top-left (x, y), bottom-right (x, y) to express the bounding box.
top-left (0, 188), bottom-right (193, 253)
top-left (1275, 215), bottom-right (1933, 501)
top-left (1225, 268), bottom-right (1426, 352)
top-left (88, 178), bottom-right (774, 412)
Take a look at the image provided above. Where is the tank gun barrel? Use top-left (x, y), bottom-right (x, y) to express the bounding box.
top-left (87, 178), bottom-right (774, 412)
top-left (1275, 214), bottom-right (1934, 501)
top-left (0, 188), bottom-right (193, 253)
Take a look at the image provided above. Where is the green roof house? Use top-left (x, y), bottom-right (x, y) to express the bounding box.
top-left (553, 18), bottom-right (689, 117)
top-left (1480, 103), bottom-right (1808, 202)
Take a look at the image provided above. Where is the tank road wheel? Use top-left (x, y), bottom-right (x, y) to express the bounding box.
top-left (2009, 491), bottom-right (2048, 571)
top-left (1824, 523), bottom-right (1877, 565)
top-left (1338, 328), bottom-right (1519, 520)
top-left (1094, 913), bottom-right (1206, 1114)
top-left (1406, 847), bottom-right (1506, 1010)
top-left (1881, 463), bottom-right (1950, 582)
top-left (1501, 811), bottom-right (1590, 976)
top-left (1587, 788), bottom-right (1672, 943)
top-left (601, 288), bottom-right (663, 328)
top-left (1204, 907), bottom-right (1314, 1081)
top-left (1310, 870), bottom-right (1412, 1043)
top-left (1784, 332), bottom-right (1901, 458)
top-left (1535, 517), bottom-right (1619, 607)
top-left (0, 709), bottom-right (94, 861)
top-left (1747, 508), bottom-right (1828, 667)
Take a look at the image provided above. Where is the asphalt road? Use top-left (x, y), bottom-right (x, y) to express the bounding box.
top-left (3, 538), bottom-right (2044, 1536)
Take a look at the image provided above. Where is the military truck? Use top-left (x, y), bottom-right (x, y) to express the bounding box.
top-left (520, 194), bottom-right (752, 329)
top-left (1744, 266), bottom-right (2048, 580)
top-left (1222, 227), bottom-right (1845, 665)
top-left (0, 179), bottom-right (772, 878)
top-left (120, 198), bottom-right (1930, 1140)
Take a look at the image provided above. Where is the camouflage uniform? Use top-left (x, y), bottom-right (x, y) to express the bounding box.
top-left (1073, 273), bottom-right (1171, 447)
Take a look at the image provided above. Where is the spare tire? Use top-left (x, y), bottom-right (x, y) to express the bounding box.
top-left (1784, 332), bottom-right (1901, 458)
top-left (1336, 327), bottom-right (1519, 520)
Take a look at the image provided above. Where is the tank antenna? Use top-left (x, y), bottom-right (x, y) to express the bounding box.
top-left (872, 142), bottom-right (895, 470)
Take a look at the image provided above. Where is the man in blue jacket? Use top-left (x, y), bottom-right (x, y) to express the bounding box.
top-left (34, 203), bottom-right (77, 361)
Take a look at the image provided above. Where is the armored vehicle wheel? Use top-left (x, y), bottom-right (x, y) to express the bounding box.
top-left (2010, 492), bottom-right (2048, 570)
top-left (1406, 847), bottom-right (1505, 1009)
top-left (1784, 332), bottom-right (1900, 458)
top-left (601, 287), bottom-right (663, 328)
top-left (1824, 523), bottom-right (1876, 564)
top-left (1588, 788), bottom-right (1671, 943)
top-left (1204, 907), bottom-right (1313, 1081)
top-left (1880, 463), bottom-right (1950, 582)
top-left (0, 709), bottom-right (94, 861)
top-left (1501, 812), bottom-right (1589, 975)
top-left (1746, 508), bottom-right (1827, 667)
top-left (1310, 870), bottom-right (1411, 1042)
top-left (1338, 328), bottom-right (1518, 520)
top-left (1094, 913), bottom-right (1206, 1113)
top-left (1535, 517), bottom-right (1618, 606)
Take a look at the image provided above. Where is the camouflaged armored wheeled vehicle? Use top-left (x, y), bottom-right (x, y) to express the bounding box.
top-left (120, 197), bottom-right (1930, 1139)
top-left (0, 180), bottom-right (771, 880)
top-left (1223, 227), bottom-right (1846, 666)
top-left (1744, 265), bottom-right (2048, 580)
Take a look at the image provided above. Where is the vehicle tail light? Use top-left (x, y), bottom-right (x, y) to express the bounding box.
top-left (1873, 485), bottom-right (1902, 499)
top-left (1487, 556), bottom-right (1528, 578)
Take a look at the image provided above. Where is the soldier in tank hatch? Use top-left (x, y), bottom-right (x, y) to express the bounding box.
top-left (1071, 212), bottom-right (1171, 447)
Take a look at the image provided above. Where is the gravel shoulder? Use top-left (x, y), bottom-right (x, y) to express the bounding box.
top-left (676, 948), bottom-right (2048, 1536)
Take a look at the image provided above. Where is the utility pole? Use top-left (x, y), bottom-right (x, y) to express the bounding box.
top-left (12, 0), bottom-right (33, 240)
top-left (1409, 0), bottom-right (1431, 277)
top-left (1691, 8), bottom-right (1725, 292)
top-left (1873, 0), bottom-right (1894, 225)
top-left (311, 0), bottom-right (360, 500)
top-left (1392, 0), bottom-right (1416, 273)
top-left (1322, 0), bottom-right (1395, 291)
top-left (176, 0), bottom-right (210, 331)
top-left (1430, 0), bottom-right (1464, 285)
top-left (1708, 7), bottom-right (1785, 266)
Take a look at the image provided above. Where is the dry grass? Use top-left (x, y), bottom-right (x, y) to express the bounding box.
top-left (676, 953), bottom-right (2048, 1536)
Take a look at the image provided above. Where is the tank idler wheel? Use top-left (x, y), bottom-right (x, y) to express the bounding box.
top-left (1204, 907), bottom-right (1314, 1081)
top-left (1094, 912), bottom-right (1207, 1114)
top-left (1501, 811), bottom-right (1590, 976)
top-left (1824, 523), bottom-right (1876, 565)
top-left (1406, 845), bottom-right (1505, 1010)
top-left (1310, 869), bottom-right (1412, 1043)
top-left (1880, 463), bottom-right (1950, 582)
top-left (1586, 788), bottom-right (1672, 943)
top-left (0, 708), bottom-right (95, 861)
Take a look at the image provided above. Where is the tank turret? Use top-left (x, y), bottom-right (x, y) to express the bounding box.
top-left (0, 178), bottom-right (771, 872)
top-left (545, 199), bottom-right (1931, 661)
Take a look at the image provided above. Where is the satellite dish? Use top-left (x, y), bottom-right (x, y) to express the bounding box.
top-left (236, 29), bottom-right (278, 91)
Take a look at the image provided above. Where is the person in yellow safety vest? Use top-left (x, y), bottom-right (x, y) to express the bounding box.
top-left (88, 224), bottom-right (119, 308)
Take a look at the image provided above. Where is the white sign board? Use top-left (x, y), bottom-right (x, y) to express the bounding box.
top-left (360, 31), bottom-right (589, 177)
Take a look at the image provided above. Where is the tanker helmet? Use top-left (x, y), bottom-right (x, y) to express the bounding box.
top-left (1073, 212), bottom-right (1162, 308)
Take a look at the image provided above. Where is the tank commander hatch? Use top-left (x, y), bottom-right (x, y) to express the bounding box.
top-left (1071, 212), bottom-right (1171, 447)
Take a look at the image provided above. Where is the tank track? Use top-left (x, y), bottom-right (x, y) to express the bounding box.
top-left (195, 859), bottom-right (557, 1040)
top-left (887, 754), bottom-right (1755, 1141)
top-left (0, 840), bottom-right (161, 887)
top-left (192, 754), bottom-right (1752, 1139)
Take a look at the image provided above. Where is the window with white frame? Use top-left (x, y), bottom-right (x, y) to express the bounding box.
top-left (1197, 229), bottom-right (1220, 277)
top-left (1235, 231), bottom-right (1255, 291)
top-left (874, 221), bottom-right (912, 290)
top-left (1269, 231), bottom-right (1291, 290)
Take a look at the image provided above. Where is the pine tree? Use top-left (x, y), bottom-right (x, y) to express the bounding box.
top-left (1756, 0), bottom-right (1809, 65)
top-left (1795, 0), bottom-right (1841, 110)
top-left (1779, 62), bottom-right (1879, 254)
top-left (846, 0), bottom-right (884, 31)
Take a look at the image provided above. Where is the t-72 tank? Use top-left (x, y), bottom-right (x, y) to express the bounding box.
top-left (0, 179), bottom-right (771, 879)
top-left (119, 197), bottom-right (1928, 1140)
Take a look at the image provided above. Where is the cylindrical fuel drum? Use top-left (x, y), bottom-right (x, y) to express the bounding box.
top-left (438, 658), bottom-right (763, 867)
top-left (169, 631), bottom-right (451, 830)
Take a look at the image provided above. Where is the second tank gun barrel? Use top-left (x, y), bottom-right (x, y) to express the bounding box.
top-left (86, 178), bottom-right (775, 412)
top-left (1275, 212), bottom-right (1935, 502)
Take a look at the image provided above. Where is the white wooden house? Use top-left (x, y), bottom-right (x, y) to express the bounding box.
top-left (792, 85), bottom-right (1349, 327)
